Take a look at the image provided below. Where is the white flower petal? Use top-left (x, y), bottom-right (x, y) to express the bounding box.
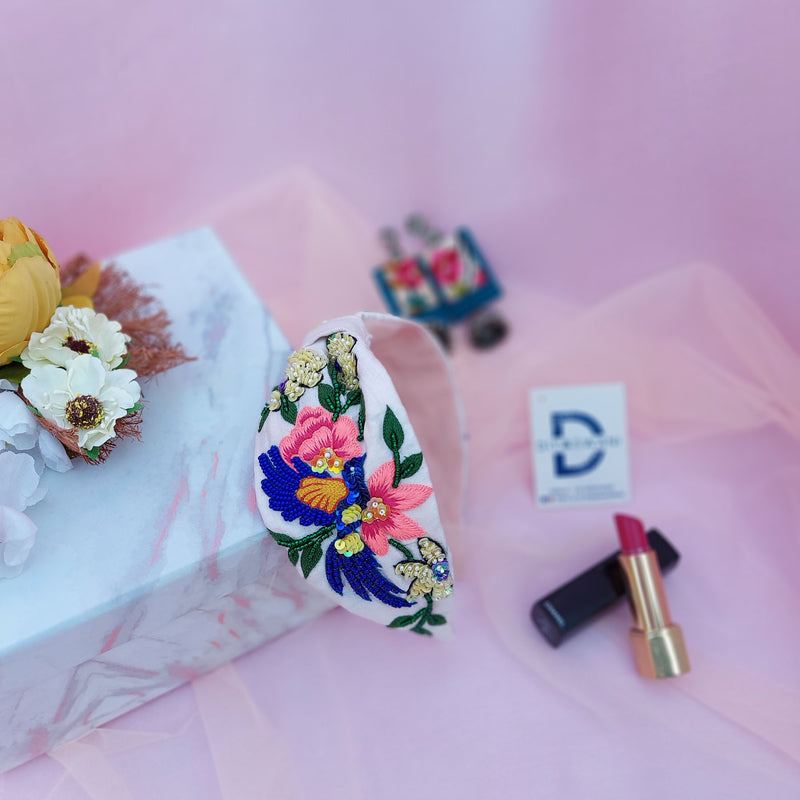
top-left (88, 313), bottom-right (129, 369)
top-left (0, 451), bottom-right (42, 511)
top-left (98, 389), bottom-right (130, 419)
top-left (0, 506), bottom-right (37, 578)
top-left (38, 428), bottom-right (72, 472)
top-left (27, 483), bottom-right (47, 506)
top-left (66, 354), bottom-right (106, 396)
top-left (103, 368), bottom-right (141, 405)
top-left (21, 365), bottom-right (70, 427)
top-left (0, 391), bottom-right (39, 451)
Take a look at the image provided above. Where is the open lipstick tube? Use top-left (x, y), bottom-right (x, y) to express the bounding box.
top-left (616, 514), bottom-right (690, 679)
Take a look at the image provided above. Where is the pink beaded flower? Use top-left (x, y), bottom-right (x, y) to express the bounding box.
top-left (279, 406), bottom-right (362, 474)
top-left (359, 461), bottom-right (432, 556)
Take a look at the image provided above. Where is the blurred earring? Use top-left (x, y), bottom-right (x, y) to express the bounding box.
top-left (405, 214), bottom-right (508, 349)
top-left (373, 227), bottom-right (451, 351)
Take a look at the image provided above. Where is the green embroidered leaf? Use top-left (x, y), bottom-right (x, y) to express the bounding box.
top-left (387, 614), bottom-right (416, 628)
top-left (382, 406), bottom-right (404, 451)
top-left (300, 540), bottom-right (323, 578)
top-left (25, 404), bottom-right (42, 417)
top-left (280, 396), bottom-right (298, 424)
top-left (318, 382), bottom-right (338, 413)
top-left (327, 360), bottom-right (341, 391)
top-left (399, 452), bottom-right (423, 479)
top-left (0, 362), bottom-right (30, 384)
top-left (411, 626), bottom-right (433, 636)
top-left (287, 548), bottom-right (300, 566)
top-left (84, 446), bottom-right (101, 461)
top-left (388, 538), bottom-right (414, 561)
top-left (258, 405), bottom-right (270, 432)
top-left (8, 240), bottom-right (44, 266)
top-left (267, 530), bottom-right (296, 547)
top-left (345, 388), bottom-right (361, 407)
top-left (125, 401), bottom-right (143, 414)
top-left (427, 614), bottom-right (447, 626)
top-left (357, 398), bottom-right (366, 441)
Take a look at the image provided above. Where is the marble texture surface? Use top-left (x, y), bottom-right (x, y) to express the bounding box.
top-left (0, 229), bottom-right (334, 772)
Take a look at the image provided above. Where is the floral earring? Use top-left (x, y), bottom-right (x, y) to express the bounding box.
top-left (372, 227), bottom-right (451, 350)
top-left (405, 214), bottom-right (508, 349)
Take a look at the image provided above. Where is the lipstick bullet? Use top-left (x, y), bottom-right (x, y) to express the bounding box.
top-left (616, 514), bottom-right (690, 679)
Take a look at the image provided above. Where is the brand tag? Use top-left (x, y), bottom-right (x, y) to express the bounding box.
top-left (530, 382), bottom-right (631, 508)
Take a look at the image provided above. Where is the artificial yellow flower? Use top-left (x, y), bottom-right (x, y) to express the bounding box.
top-left (0, 218), bottom-right (61, 366)
top-left (60, 261), bottom-right (100, 309)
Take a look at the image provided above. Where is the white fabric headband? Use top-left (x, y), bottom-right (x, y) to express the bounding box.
top-left (254, 312), bottom-right (464, 636)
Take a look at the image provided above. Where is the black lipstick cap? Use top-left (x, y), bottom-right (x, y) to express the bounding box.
top-left (531, 529), bottom-right (680, 647)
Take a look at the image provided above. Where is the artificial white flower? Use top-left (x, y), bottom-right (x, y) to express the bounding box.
top-left (37, 428), bottom-right (73, 472)
top-left (0, 450), bottom-right (43, 578)
top-left (22, 305), bottom-right (130, 371)
top-left (21, 354), bottom-right (141, 451)
top-left (0, 506), bottom-right (37, 579)
top-left (0, 450), bottom-right (46, 511)
top-left (0, 390), bottom-right (72, 472)
top-left (0, 391), bottom-right (38, 451)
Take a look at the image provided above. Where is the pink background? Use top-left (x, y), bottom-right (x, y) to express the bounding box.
top-left (3, 2), bottom-right (800, 798)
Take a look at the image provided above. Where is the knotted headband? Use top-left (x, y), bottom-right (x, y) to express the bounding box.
top-left (254, 312), bottom-right (464, 636)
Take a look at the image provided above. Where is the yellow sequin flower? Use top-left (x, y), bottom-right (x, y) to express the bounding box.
top-left (334, 531), bottom-right (365, 557)
top-left (340, 503), bottom-right (363, 525)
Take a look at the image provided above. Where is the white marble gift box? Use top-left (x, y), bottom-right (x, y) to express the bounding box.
top-left (0, 229), bottom-right (334, 772)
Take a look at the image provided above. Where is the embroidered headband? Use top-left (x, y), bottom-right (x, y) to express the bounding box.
top-left (254, 312), bottom-right (464, 636)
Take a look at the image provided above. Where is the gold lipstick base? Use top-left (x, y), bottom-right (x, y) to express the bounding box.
top-left (630, 623), bottom-right (690, 679)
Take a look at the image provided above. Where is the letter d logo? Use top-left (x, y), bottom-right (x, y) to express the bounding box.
top-left (551, 412), bottom-right (605, 477)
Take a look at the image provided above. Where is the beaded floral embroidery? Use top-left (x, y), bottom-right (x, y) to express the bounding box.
top-left (394, 537), bottom-right (453, 600)
top-left (258, 333), bottom-right (453, 633)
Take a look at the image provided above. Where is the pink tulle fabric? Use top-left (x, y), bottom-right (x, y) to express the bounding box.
top-left (3, 169), bottom-right (797, 799)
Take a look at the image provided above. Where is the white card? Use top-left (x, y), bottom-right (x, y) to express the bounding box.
top-left (530, 382), bottom-right (631, 508)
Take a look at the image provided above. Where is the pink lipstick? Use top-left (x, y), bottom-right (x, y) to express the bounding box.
top-left (615, 514), bottom-right (690, 679)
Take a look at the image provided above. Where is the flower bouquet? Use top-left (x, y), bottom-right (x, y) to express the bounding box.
top-left (0, 218), bottom-right (191, 576)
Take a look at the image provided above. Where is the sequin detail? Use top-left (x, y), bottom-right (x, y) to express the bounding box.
top-left (394, 537), bottom-right (453, 600)
top-left (362, 497), bottom-right (390, 524)
top-left (334, 531), bottom-right (365, 557)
